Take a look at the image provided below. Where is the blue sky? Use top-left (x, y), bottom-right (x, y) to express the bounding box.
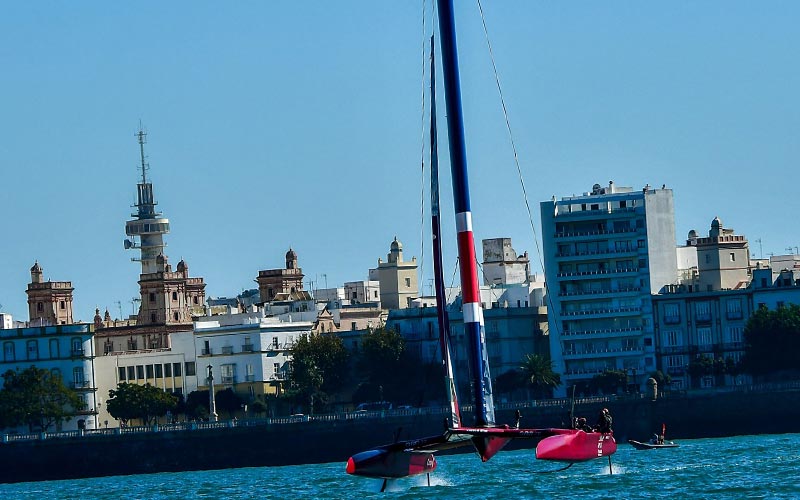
top-left (1, 2), bottom-right (798, 322)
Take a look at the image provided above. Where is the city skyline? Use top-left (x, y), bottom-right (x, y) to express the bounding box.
top-left (2, 2), bottom-right (798, 322)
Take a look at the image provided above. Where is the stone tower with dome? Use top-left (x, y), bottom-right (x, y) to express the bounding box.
top-left (26, 261), bottom-right (74, 326)
top-left (256, 248), bottom-right (306, 303)
top-left (371, 237), bottom-right (418, 310)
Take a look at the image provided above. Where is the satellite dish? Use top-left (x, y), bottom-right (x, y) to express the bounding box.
top-left (124, 239), bottom-right (133, 249)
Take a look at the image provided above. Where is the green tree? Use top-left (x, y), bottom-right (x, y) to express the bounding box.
top-left (494, 369), bottom-right (524, 398)
top-left (289, 333), bottom-right (350, 413)
top-left (215, 388), bottom-right (243, 418)
top-left (519, 354), bottom-right (561, 399)
top-left (184, 390), bottom-right (210, 420)
top-left (590, 369), bottom-right (627, 395)
top-left (743, 304), bottom-right (800, 376)
top-left (0, 366), bottom-right (84, 432)
top-left (358, 327), bottom-right (405, 387)
top-left (106, 383), bottom-right (177, 426)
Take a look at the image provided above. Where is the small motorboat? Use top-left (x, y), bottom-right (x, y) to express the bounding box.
top-left (628, 439), bottom-right (679, 450)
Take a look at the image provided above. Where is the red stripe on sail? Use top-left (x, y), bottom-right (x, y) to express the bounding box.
top-left (457, 230), bottom-right (480, 304)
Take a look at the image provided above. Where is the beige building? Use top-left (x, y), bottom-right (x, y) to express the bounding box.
top-left (137, 256), bottom-right (206, 326)
top-left (26, 261), bottom-right (74, 326)
top-left (371, 237), bottom-right (418, 310)
top-left (257, 248), bottom-right (305, 303)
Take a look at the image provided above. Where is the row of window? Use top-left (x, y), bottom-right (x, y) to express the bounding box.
top-left (3, 337), bottom-right (84, 362)
top-left (118, 362), bottom-right (196, 382)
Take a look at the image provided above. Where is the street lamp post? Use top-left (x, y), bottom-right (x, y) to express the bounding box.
top-left (207, 364), bottom-right (218, 422)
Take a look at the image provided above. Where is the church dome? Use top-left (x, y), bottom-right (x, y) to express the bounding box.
top-left (391, 237), bottom-right (403, 251)
top-left (31, 261), bottom-right (42, 273)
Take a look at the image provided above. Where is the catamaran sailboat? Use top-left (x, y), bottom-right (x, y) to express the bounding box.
top-left (345, 0), bottom-right (616, 489)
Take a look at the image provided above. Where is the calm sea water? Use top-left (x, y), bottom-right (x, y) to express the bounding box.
top-left (2, 433), bottom-right (799, 499)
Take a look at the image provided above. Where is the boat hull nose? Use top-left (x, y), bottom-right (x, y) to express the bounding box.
top-left (536, 431), bottom-right (617, 462)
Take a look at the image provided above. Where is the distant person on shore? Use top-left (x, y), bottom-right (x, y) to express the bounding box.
top-left (594, 408), bottom-right (613, 433)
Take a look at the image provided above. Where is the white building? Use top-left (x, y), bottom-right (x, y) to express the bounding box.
top-left (193, 312), bottom-right (313, 398)
top-left (540, 181), bottom-right (677, 396)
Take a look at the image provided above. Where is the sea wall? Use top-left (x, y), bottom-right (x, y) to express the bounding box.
top-left (1, 388), bottom-right (799, 483)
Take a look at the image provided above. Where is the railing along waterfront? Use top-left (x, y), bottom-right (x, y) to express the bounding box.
top-left (5, 381), bottom-right (800, 444)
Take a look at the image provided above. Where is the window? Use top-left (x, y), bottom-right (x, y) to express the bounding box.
top-left (695, 302), bottom-right (711, 322)
top-left (165, 363), bottom-right (172, 377)
top-left (3, 342), bottom-right (15, 362)
top-left (697, 328), bottom-right (712, 348)
top-left (221, 364), bottom-right (236, 384)
top-left (118, 367), bottom-right (126, 381)
top-left (71, 337), bottom-right (83, 356)
top-left (373, 291), bottom-right (378, 299)
top-left (274, 362), bottom-right (280, 374)
top-left (146, 365), bottom-right (154, 378)
top-left (405, 277), bottom-right (411, 287)
top-left (730, 252), bottom-right (735, 262)
top-left (272, 337), bottom-right (279, 349)
top-left (172, 291), bottom-right (178, 301)
top-left (127, 366), bottom-right (135, 380)
top-left (60, 300), bottom-right (66, 310)
top-left (663, 303), bottom-right (681, 324)
top-left (193, 296), bottom-right (199, 304)
top-left (352, 292), bottom-right (357, 300)
top-left (37, 302), bottom-right (43, 312)
top-left (150, 313), bottom-right (157, 323)
top-left (644, 337), bottom-right (653, 347)
top-left (173, 312), bottom-right (179, 321)
top-left (73, 367), bottom-right (85, 387)
top-left (351, 321), bottom-right (357, 331)
top-left (136, 365), bottom-right (145, 379)
top-left (49, 339), bottom-right (59, 358)
top-left (726, 299), bottom-right (743, 319)
top-left (27, 340), bottom-right (38, 360)
top-left (173, 362), bottom-right (182, 377)
top-left (727, 326), bottom-right (743, 344)
top-left (637, 239), bottom-right (645, 248)
top-left (664, 331), bottom-right (681, 347)
top-left (149, 293), bottom-right (156, 302)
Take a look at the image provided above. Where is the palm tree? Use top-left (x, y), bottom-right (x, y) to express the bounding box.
top-left (519, 354), bottom-right (561, 399)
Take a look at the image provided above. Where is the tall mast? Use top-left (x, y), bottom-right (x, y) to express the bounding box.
top-left (436, 0), bottom-right (496, 427)
top-left (430, 34), bottom-right (461, 429)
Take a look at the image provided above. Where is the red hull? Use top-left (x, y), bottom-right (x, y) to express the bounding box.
top-left (536, 430), bottom-right (617, 462)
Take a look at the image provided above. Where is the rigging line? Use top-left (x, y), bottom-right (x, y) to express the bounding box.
top-left (418, 0), bottom-right (429, 292)
top-left (476, 0), bottom-right (562, 336)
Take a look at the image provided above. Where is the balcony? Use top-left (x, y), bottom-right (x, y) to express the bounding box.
top-left (221, 346), bottom-right (234, 355)
top-left (561, 306), bottom-right (641, 318)
top-left (714, 342), bottom-right (745, 352)
top-left (558, 287), bottom-right (641, 298)
top-left (245, 374), bottom-right (255, 382)
top-left (560, 327), bottom-right (642, 339)
top-left (663, 316), bottom-right (681, 325)
top-left (270, 373), bottom-right (287, 381)
top-left (241, 344), bottom-right (254, 352)
top-left (667, 367), bottom-right (686, 376)
top-left (70, 348), bottom-right (85, 357)
top-left (695, 314), bottom-right (712, 324)
top-left (554, 206), bottom-right (637, 219)
top-left (562, 346), bottom-right (643, 360)
top-left (555, 247), bottom-right (638, 259)
top-left (554, 227), bottom-right (638, 239)
top-left (659, 345), bottom-right (696, 355)
top-left (201, 348), bottom-right (212, 355)
top-left (71, 380), bottom-right (91, 389)
top-left (556, 268), bottom-right (639, 279)
top-left (221, 376), bottom-right (237, 385)
top-left (726, 311), bottom-right (743, 320)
